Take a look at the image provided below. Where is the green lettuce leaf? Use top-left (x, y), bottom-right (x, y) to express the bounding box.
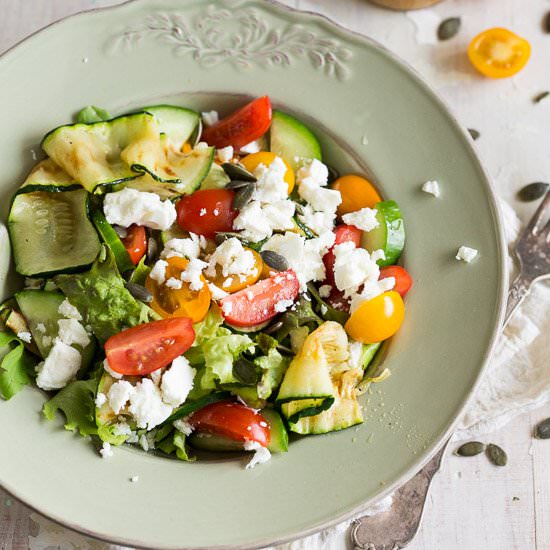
top-left (276, 295), bottom-right (322, 341)
top-left (252, 333), bottom-right (290, 400)
top-left (0, 331), bottom-right (35, 400)
top-left (55, 247), bottom-right (151, 343)
top-left (307, 282), bottom-right (349, 324)
top-left (129, 255), bottom-right (151, 286)
top-left (173, 431), bottom-right (195, 462)
top-left (76, 105), bottom-right (111, 124)
top-left (43, 378), bottom-right (98, 437)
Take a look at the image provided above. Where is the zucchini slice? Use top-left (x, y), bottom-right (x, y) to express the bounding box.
top-left (8, 189), bottom-right (101, 277)
top-left (199, 162), bottom-right (230, 190)
top-left (361, 200), bottom-right (405, 266)
top-left (141, 105), bottom-right (201, 150)
top-left (18, 159), bottom-right (79, 194)
top-left (269, 110), bottom-right (322, 171)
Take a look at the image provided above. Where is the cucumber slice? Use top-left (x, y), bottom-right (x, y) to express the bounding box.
top-left (165, 391), bottom-right (231, 424)
top-left (90, 209), bottom-right (134, 274)
top-left (8, 189), bottom-right (101, 277)
top-left (141, 105), bottom-right (200, 150)
top-left (360, 200), bottom-right (405, 266)
top-left (269, 111), bottom-right (322, 171)
top-left (188, 432), bottom-right (244, 452)
top-left (199, 163), bottom-right (230, 190)
top-left (160, 224), bottom-right (188, 245)
top-left (18, 159), bottom-right (79, 195)
top-left (261, 408), bottom-right (288, 453)
top-left (15, 289), bottom-right (95, 369)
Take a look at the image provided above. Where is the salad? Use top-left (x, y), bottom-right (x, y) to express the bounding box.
top-left (0, 96), bottom-right (412, 467)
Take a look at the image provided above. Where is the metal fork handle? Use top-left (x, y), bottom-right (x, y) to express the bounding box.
top-left (504, 273), bottom-right (533, 325)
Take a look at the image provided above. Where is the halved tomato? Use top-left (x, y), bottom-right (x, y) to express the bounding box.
top-left (323, 224), bottom-right (362, 285)
top-left (121, 225), bottom-right (147, 265)
top-left (379, 265), bottom-right (413, 297)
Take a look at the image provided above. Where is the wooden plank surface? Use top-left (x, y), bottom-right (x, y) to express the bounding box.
top-left (0, 0), bottom-right (548, 548)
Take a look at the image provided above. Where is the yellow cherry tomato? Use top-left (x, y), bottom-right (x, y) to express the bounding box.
top-left (331, 175), bottom-right (382, 217)
top-left (145, 257), bottom-right (211, 322)
top-left (205, 248), bottom-right (263, 293)
top-left (344, 291), bottom-right (404, 344)
top-left (468, 28), bottom-right (531, 79)
top-left (240, 152), bottom-right (295, 194)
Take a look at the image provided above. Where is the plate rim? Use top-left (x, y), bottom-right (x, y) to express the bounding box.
top-left (0, 0), bottom-right (508, 548)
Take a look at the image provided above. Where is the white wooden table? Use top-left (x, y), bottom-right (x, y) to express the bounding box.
top-left (0, 0), bottom-right (549, 548)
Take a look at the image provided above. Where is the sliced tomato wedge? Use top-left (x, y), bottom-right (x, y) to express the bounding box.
top-left (326, 287), bottom-right (351, 313)
top-left (121, 225), bottom-right (147, 265)
top-left (219, 269), bottom-right (300, 327)
top-left (201, 96), bottom-right (272, 150)
top-left (105, 318), bottom-right (195, 376)
top-left (176, 189), bottom-right (237, 239)
top-left (379, 265), bottom-right (413, 298)
top-left (323, 224), bottom-right (362, 285)
top-left (189, 400), bottom-right (270, 447)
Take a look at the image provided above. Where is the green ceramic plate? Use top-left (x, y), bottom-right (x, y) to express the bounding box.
top-left (0, 0), bottom-right (506, 548)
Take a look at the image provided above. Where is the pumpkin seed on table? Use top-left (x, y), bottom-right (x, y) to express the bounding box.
top-left (533, 91), bottom-right (549, 104)
top-left (260, 250), bottom-right (289, 272)
top-left (437, 17), bottom-right (461, 41)
top-left (232, 182), bottom-right (256, 209)
top-left (486, 443), bottom-right (507, 466)
top-left (517, 182), bottom-right (549, 202)
top-left (455, 441), bottom-right (485, 456)
top-left (467, 128), bottom-right (480, 140)
top-left (535, 417), bottom-right (550, 439)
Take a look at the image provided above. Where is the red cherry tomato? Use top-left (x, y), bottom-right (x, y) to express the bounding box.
top-left (176, 189), bottom-right (237, 239)
top-left (219, 269), bottom-right (300, 327)
top-left (189, 400), bottom-right (270, 447)
top-left (121, 225), bottom-right (147, 265)
top-left (323, 224), bottom-right (362, 285)
top-left (326, 287), bottom-right (351, 313)
top-left (379, 266), bottom-right (413, 298)
top-left (201, 96), bottom-right (272, 150)
top-left (105, 318), bottom-right (195, 376)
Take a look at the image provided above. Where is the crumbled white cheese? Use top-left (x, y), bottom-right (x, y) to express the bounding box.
top-left (100, 442), bottom-right (113, 459)
top-left (298, 205), bottom-right (336, 235)
top-left (130, 476), bottom-right (139, 483)
top-left (139, 434), bottom-right (150, 452)
top-left (201, 110), bottom-right (219, 127)
top-left (207, 283), bottom-right (229, 300)
top-left (421, 180), bottom-right (441, 197)
top-left (179, 258), bottom-right (208, 291)
top-left (103, 358), bottom-right (123, 380)
top-left (349, 276), bottom-right (395, 314)
top-left (319, 284), bottom-right (332, 298)
top-left (217, 146), bottom-right (234, 163)
top-left (244, 440), bottom-right (271, 469)
top-left (173, 417), bottom-right (194, 436)
top-left (36, 323), bottom-right (46, 334)
top-left (233, 200), bottom-right (274, 242)
top-left (296, 158), bottom-right (329, 187)
top-left (342, 207), bottom-right (379, 232)
top-left (17, 331), bottom-right (32, 343)
top-left (252, 157), bottom-right (289, 203)
top-left (199, 208), bottom-right (207, 217)
top-left (95, 392), bottom-right (107, 407)
top-left (456, 246), bottom-right (478, 263)
top-left (299, 179), bottom-right (341, 214)
top-left (160, 356), bottom-right (196, 407)
top-left (222, 277), bottom-right (234, 288)
top-left (206, 238), bottom-right (258, 282)
top-left (332, 242), bottom-right (380, 296)
top-left (112, 422), bottom-right (132, 437)
top-left (347, 341), bottom-right (364, 370)
top-left (35, 339), bottom-right (82, 391)
top-left (239, 140), bottom-right (261, 154)
top-left (221, 301), bottom-right (233, 315)
top-left (149, 368), bottom-right (163, 386)
top-left (128, 379), bottom-right (173, 430)
top-left (274, 299), bottom-right (294, 313)
top-left (57, 318), bottom-right (90, 348)
top-left (165, 277), bottom-right (183, 290)
top-left (107, 380), bottom-right (135, 414)
top-left (161, 234), bottom-right (202, 260)
top-left (149, 259), bottom-right (168, 285)
top-left (194, 141), bottom-right (209, 151)
top-left (262, 200), bottom-right (296, 232)
top-left (103, 188), bottom-right (176, 231)
top-left (58, 299), bottom-right (82, 320)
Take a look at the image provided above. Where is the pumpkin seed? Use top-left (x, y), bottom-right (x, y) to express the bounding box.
top-left (260, 250), bottom-right (289, 271)
top-left (214, 232), bottom-right (245, 246)
top-left (232, 182), bottom-right (256, 209)
top-left (146, 235), bottom-right (159, 264)
top-left (113, 225), bottom-right (128, 239)
top-left (438, 17), bottom-right (461, 41)
top-left (226, 179), bottom-right (252, 190)
top-left (264, 320), bottom-right (284, 335)
top-left (467, 128), bottom-right (480, 140)
top-left (517, 182), bottom-right (549, 202)
top-left (327, 164), bottom-right (340, 184)
top-left (535, 417), bottom-right (550, 439)
top-left (455, 441), bottom-right (485, 457)
top-left (221, 162), bottom-right (256, 182)
top-left (533, 91), bottom-right (549, 104)
top-left (125, 282), bottom-right (153, 303)
top-left (486, 443), bottom-right (507, 466)
top-left (233, 357), bottom-right (259, 385)
top-left (544, 12), bottom-right (550, 33)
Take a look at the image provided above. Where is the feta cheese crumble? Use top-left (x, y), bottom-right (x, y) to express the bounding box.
top-left (239, 139), bottom-right (261, 154)
top-left (274, 299), bottom-right (294, 313)
top-left (103, 358), bottom-right (123, 379)
top-left (161, 234), bottom-right (204, 260)
top-left (160, 356), bottom-right (196, 407)
top-left (107, 380), bottom-right (134, 414)
top-left (421, 180), bottom-right (441, 197)
top-left (342, 207), bottom-right (379, 232)
top-left (58, 299), bottom-right (82, 320)
top-left (17, 331), bottom-right (32, 343)
top-left (201, 110), bottom-right (219, 127)
top-left (95, 392), bottom-right (107, 407)
top-left (173, 417), bottom-right (194, 436)
top-left (35, 340), bottom-right (82, 391)
top-left (128, 379), bottom-right (172, 430)
top-left (319, 284), bottom-right (332, 298)
top-left (57, 318), bottom-right (90, 348)
top-left (456, 246), bottom-right (478, 263)
top-left (103, 188), bottom-right (176, 231)
top-left (206, 238), bottom-right (258, 282)
top-left (165, 277), bottom-right (183, 290)
top-left (179, 258), bottom-right (208, 291)
top-left (149, 259), bottom-right (168, 285)
top-left (217, 146), bottom-right (234, 163)
top-left (244, 440), bottom-right (271, 469)
top-left (208, 283), bottom-right (229, 300)
top-left (100, 442), bottom-right (113, 459)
